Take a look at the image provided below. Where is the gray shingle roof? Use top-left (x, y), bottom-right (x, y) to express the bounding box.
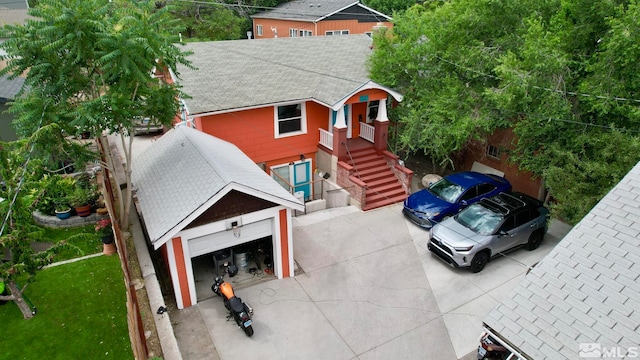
top-left (252, 0), bottom-right (358, 21)
top-left (175, 35), bottom-right (374, 115)
top-left (484, 161), bottom-right (640, 359)
top-left (0, 75), bottom-right (24, 101)
top-left (131, 125), bottom-right (303, 248)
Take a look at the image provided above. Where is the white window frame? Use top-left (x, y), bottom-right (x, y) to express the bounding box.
top-left (325, 30), bottom-right (350, 35)
top-left (300, 30), bottom-right (313, 37)
top-left (274, 102), bottom-right (307, 138)
top-left (289, 28), bottom-right (298, 37)
top-left (256, 24), bottom-right (263, 36)
top-left (487, 144), bottom-right (501, 159)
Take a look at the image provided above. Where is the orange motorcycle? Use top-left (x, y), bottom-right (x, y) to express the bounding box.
top-left (211, 265), bottom-right (254, 337)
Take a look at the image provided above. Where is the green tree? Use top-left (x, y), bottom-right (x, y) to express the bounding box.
top-left (362, 0), bottom-right (419, 16)
top-left (370, 0), bottom-right (640, 223)
top-left (0, 133), bottom-right (89, 319)
top-left (1, 0), bottom-right (193, 231)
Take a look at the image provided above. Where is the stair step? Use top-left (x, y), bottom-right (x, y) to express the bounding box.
top-left (363, 194), bottom-right (408, 211)
top-left (357, 165), bottom-right (391, 177)
top-left (365, 188), bottom-right (406, 202)
top-left (353, 160), bottom-right (387, 172)
top-left (366, 182), bottom-right (404, 194)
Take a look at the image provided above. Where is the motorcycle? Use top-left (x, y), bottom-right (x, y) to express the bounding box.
top-left (211, 266), bottom-right (255, 337)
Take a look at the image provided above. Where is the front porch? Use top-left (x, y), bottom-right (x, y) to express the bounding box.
top-left (317, 118), bottom-right (413, 211)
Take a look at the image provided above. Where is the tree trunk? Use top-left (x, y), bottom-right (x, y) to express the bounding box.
top-left (4, 281), bottom-right (34, 319)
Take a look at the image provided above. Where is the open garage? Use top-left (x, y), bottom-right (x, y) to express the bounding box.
top-left (132, 126), bottom-right (303, 309)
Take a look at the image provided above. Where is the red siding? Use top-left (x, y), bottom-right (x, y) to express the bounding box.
top-left (279, 209), bottom-right (290, 277)
top-left (459, 128), bottom-right (543, 199)
top-left (198, 101), bottom-right (328, 167)
top-left (172, 237), bottom-right (192, 308)
top-left (252, 18), bottom-right (392, 39)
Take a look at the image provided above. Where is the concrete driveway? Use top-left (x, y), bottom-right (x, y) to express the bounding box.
top-left (191, 204), bottom-right (570, 360)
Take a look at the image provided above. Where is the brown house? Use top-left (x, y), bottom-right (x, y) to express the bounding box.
top-left (251, 0), bottom-right (392, 39)
top-left (458, 128), bottom-right (543, 200)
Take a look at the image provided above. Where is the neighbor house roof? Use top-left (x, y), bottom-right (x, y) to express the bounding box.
top-left (131, 125), bottom-right (304, 249)
top-left (251, 0), bottom-right (390, 22)
top-left (0, 75), bottom-right (24, 102)
top-left (174, 35), bottom-right (402, 116)
top-left (0, 0), bottom-right (29, 26)
top-left (483, 161), bottom-right (640, 359)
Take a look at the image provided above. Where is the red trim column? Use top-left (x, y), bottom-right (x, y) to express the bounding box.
top-left (278, 209), bottom-right (292, 277)
top-left (172, 237), bottom-right (192, 308)
top-left (373, 120), bottom-right (389, 153)
top-left (333, 126), bottom-right (348, 159)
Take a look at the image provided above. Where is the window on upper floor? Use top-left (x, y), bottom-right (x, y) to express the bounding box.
top-left (275, 103), bottom-right (306, 137)
top-left (300, 30), bottom-right (312, 37)
top-left (289, 28), bottom-right (298, 37)
top-left (325, 30), bottom-right (349, 35)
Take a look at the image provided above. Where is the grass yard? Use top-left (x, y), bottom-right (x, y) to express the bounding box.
top-left (0, 255), bottom-right (132, 359)
top-left (41, 225), bottom-right (104, 261)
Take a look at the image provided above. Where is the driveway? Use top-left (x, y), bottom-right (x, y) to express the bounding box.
top-left (189, 204), bottom-right (570, 360)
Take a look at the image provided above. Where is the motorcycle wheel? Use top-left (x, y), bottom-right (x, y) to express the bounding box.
top-left (243, 325), bottom-right (254, 337)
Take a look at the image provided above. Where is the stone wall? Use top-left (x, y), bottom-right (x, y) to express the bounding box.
top-left (32, 210), bottom-right (108, 229)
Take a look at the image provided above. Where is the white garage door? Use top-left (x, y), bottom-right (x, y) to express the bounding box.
top-left (188, 218), bottom-right (272, 258)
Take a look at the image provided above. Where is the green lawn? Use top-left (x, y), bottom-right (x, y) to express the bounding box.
top-left (0, 254), bottom-right (132, 359)
top-left (41, 225), bottom-right (104, 261)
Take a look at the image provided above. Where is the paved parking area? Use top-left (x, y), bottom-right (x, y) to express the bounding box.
top-left (187, 204), bottom-right (570, 360)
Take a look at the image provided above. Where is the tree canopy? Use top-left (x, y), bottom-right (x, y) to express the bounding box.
top-left (369, 0), bottom-right (640, 223)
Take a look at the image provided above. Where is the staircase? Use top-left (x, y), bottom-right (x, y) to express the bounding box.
top-left (345, 147), bottom-right (408, 211)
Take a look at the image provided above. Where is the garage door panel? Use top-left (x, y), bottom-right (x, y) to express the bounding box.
top-left (188, 219), bottom-right (272, 258)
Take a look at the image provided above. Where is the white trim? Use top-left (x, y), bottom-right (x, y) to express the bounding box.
top-left (331, 80), bottom-right (403, 111)
top-left (256, 24), bottom-right (263, 36)
top-left (153, 183), bottom-right (303, 249)
top-left (316, 1), bottom-right (360, 22)
top-left (274, 101), bottom-right (307, 138)
top-left (175, 206), bottom-right (287, 306)
top-left (357, 3), bottom-right (393, 21)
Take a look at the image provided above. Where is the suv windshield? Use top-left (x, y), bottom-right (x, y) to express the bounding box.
top-left (456, 203), bottom-right (503, 235)
top-left (429, 178), bottom-right (464, 203)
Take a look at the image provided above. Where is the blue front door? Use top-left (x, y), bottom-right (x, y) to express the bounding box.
top-left (293, 161), bottom-right (311, 200)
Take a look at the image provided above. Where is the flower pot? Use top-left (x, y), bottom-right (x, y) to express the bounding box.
top-left (101, 234), bottom-right (114, 244)
top-left (74, 204), bottom-right (92, 217)
top-left (55, 208), bottom-right (72, 220)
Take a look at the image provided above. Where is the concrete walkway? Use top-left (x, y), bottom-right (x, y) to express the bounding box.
top-left (173, 204), bottom-right (570, 360)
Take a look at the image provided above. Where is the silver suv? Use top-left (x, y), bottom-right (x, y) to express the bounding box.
top-left (428, 192), bottom-right (549, 272)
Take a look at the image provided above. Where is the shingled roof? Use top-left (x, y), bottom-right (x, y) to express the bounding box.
top-left (251, 0), bottom-right (389, 22)
top-left (483, 161), bottom-right (640, 359)
top-left (131, 126), bottom-right (304, 249)
top-left (0, 75), bottom-right (24, 102)
top-left (174, 35), bottom-right (401, 115)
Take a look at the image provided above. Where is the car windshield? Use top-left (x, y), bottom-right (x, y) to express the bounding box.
top-left (456, 204), bottom-right (503, 235)
top-left (428, 178), bottom-right (464, 203)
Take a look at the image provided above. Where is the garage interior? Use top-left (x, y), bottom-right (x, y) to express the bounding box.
top-left (192, 236), bottom-right (277, 302)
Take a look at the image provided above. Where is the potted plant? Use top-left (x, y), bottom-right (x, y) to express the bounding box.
top-left (69, 184), bottom-right (97, 217)
top-left (95, 218), bottom-right (114, 244)
top-left (54, 198), bottom-right (72, 220)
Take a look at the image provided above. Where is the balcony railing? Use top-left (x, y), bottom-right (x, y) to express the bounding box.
top-left (359, 122), bottom-right (375, 143)
top-left (319, 128), bottom-right (333, 150)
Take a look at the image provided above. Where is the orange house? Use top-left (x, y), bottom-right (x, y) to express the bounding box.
top-left (172, 35), bottom-right (412, 211)
top-left (251, 0), bottom-right (392, 39)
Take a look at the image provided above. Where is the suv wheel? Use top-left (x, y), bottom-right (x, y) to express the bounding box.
top-left (526, 230), bottom-right (543, 250)
top-left (470, 251), bottom-right (489, 273)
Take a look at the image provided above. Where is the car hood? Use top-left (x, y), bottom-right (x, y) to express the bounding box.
top-left (405, 189), bottom-right (453, 216)
top-left (431, 218), bottom-right (482, 248)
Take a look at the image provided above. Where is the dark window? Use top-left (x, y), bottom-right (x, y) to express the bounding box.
top-left (499, 216), bottom-right (516, 232)
top-left (460, 186), bottom-right (478, 201)
top-left (487, 145), bottom-right (501, 159)
top-left (477, 183), bottom-right (496, 196)
top-left (277, 104), bottom-right (302, 134)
